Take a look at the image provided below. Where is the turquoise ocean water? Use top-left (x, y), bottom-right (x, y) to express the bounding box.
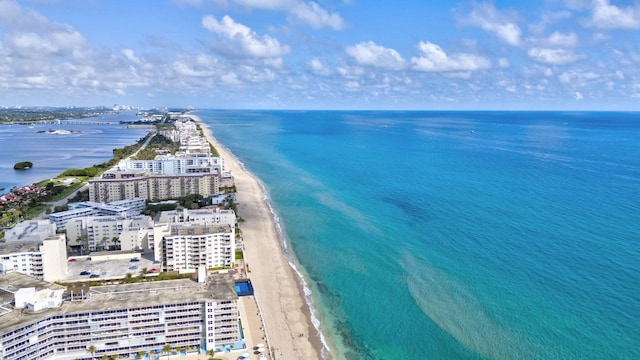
top-left (198, 110), bottom-right (640, 360)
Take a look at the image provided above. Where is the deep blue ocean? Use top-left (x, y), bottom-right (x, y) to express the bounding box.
top-left (0, 111), bottom-right (149, 193)
top-left (198, 110), bottom-right (640, 360)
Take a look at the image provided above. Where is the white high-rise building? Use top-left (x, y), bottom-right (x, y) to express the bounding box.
top-left (117, 156), bottom-right (222, 176)
top-left (156, 208), bottom-right (236, 227)
top-left (0, 272), bottom-right (239, 360)
top-left (153, 224), bottom-right (235, 272)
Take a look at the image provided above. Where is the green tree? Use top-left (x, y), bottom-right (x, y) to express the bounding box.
top-left (87, 345), bottom-right (97, 360)
top-left (138, 350), bottom-right (145, 359)
top-left (111, 236), bottom-right (120, 250)
top-left (77, 234), bottom-right (89, 255)
top-left (206, 349), bottom-right (215, 360)
top-left (163, 344), bottom-right (172, 359)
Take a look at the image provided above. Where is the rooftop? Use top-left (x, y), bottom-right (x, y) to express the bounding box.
top-left (0, 272), bottom-right (237, 334)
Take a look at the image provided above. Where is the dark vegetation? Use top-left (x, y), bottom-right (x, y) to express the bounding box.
top-left (13, 161), bottom-right (33, 170)
top-left (60, 133), bottom-right (152, 177)
top-left (0, 107), bottom-right (109, 123)
top-left (132, 134), bottom-right (180, 160)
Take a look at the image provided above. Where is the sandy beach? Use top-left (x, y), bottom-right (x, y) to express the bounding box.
top-left (190, 115), bottom-right (325, 360)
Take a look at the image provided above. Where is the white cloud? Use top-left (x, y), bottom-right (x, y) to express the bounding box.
top-left (459, 2), bottom-right (522, 46)
top-left (545, 32), bottom-right (579, 47)
top-left (290, 2), bottom-right (346, 30)
top-left (121, 49), bottom-right (144, 65)
top-left (410, 41), bottom-right (491, 72)
top-left (528, 48), bottom-right (584, 65)
top-left (202, 15), bottom-right (290, 58)
top-left (308, 58), bottom-right (331, 76)
top-left (221, 72), bottom-right (242, 85)
top-left (558, 70), bottom-right (600, 84)
top-left (172, 60), bottom-right (216, 77)
top-left (345, 41), bottom-right (407, 70)
top-left (587, 0), bottom-right (640, 29)
top-left (233, 0), bottom-right (345, 30)
top-left (234, 0), bottom-right (296, 10)
top-left (498, 58), bottom-right (510, 68)
top-left (529, 10), bottom-right (572, 34)
top-left (575, 91), bottom-right (584, 99)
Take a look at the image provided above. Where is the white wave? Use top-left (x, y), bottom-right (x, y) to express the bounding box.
top-left (215, 136), bottom-right (332, 358)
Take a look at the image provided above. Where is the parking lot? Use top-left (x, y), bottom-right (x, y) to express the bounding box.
top-left (63, 255), bottom-right (159, 282)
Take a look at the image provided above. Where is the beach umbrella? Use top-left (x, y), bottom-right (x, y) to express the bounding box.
top-left (256, 343), bottom-right (265, 347)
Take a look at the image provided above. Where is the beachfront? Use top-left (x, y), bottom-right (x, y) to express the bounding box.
top-left (190, 115), bottom-right (325, 360)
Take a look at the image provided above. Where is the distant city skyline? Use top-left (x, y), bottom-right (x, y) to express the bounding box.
top-left (2, 0), bottom-right (640, 110)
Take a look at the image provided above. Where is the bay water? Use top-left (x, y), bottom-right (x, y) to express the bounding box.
top-left (198, 110), bottom-right (640, 360)
top-left (0, 111), bottom-right (150, 193)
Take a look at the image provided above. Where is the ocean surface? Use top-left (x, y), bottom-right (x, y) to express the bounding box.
top-left (0, 111), bottom-right (150, 193)
top-left (198, 110), bottom-right (640, 360)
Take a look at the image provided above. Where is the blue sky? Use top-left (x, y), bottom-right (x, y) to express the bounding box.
top-left (2, 0), bottom-right (640, 110)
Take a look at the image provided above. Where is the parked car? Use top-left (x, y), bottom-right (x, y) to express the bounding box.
top-left (80, 270), bottom-right (90, 276)
top-left (130, 258), bottom-right (140, 262)
top-left (129, 265), bottom-right (138, 270)
top-left (89, 274), bottom-right (100, 278)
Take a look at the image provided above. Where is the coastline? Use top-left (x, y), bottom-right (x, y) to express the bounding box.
top-left (190, 114), bottom-right (327, 360)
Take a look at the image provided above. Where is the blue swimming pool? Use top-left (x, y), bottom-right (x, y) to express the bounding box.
top-left (235, 280), bottom-right (254, 296)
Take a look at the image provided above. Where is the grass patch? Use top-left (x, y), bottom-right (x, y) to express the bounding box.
top-left (235, 250), bottom-right (244, 260)
top-left (24, 205), bottom-right (48, 219)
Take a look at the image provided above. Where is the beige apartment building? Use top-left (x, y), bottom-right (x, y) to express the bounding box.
top-left (88, 173), bottom-right (218, 202)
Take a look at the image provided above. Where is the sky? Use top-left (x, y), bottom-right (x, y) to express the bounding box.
top-left (2, 0), bottom-right (640, 110)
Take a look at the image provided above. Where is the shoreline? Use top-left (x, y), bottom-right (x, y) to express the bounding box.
top-left (190, 114), bottom-right (328, 360)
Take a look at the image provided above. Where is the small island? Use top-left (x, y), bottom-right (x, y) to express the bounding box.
top-left (14, 161), bottom-right (33, 170)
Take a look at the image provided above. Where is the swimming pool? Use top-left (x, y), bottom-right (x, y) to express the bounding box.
top-left (235, 280), bottom-right (254, 296)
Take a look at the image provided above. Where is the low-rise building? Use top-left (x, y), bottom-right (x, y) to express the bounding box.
top-left (0, 234), bottom-right (67, 282)
top-left (65, 215), bottom-right (153, 252)
top-left (49, 198), bottom-right (146, 229)
top-left (3, 220), bottom-right (56, 243)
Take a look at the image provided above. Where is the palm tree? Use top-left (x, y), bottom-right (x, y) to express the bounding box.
top-left (87, 345), bottom-right (97, 360)
top-left (138, 350), bottom-right (145, 359)
top-left (111, 236), bottom-right (120, 250)
top-left (78, 234), bottom-right (89, 255)
top-left (101, 355), bottom-right (109, 360)
top-left (140, 267), bottom-right (148, 280)
top-left (162, 344), bottom-right (172, 359)
top-left (185, 345), bottom-right (191, 354)
top-left (206, 349), bottom-right (215, 360)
